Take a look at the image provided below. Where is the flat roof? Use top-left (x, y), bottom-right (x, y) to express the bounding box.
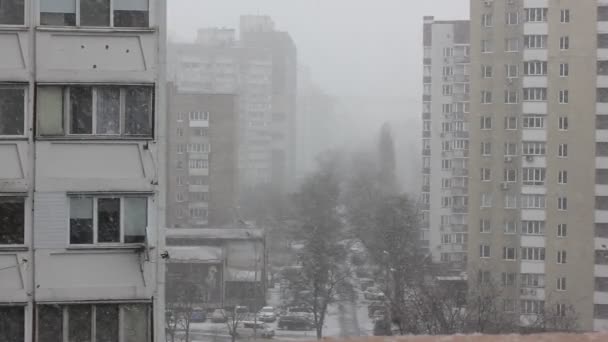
top-left (165, 228), bottom-right (265, 240)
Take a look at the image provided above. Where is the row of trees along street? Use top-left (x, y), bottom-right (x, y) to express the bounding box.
top-left (255, 123), bottom-right (582, 338)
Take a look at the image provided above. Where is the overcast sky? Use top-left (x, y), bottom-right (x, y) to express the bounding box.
top-left (168, 0), bottom-right (469, 98)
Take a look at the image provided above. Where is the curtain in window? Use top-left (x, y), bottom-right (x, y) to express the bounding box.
top-left (37, 86), bottom-right (64, 136)
top-left (96, 87), bottom-right (120, 134)
top-left (124, 197), bottom-right (147, 243)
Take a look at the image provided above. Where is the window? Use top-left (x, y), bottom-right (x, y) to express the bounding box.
top-left (522, 168), bottom-right (546, 186)
top-left (189, 159), bottom-right (208, 169)
top-left (69, 196), bottom-right (148, 245)
top-left (506, 12), bottom-right (518, 25)
top-left (560, 63), bottom-right (569, 77)
top-left (600, 6), bottom-right (608, 22)
top-left (190, 111), bottom-right (210, 121)
top-left (504, 194), bottom-right (517, 209)
top-left (0, 197), bottom-right (25, 245)
top-left (176, 175), bottom-right (185, 186)
top-left (0, 0), bottom-right (24, 25)
top-left (504, 169), bottom-right (517, 182)
top-left (441, 159), bottom-right (451, 170)
top-left (504, 221), bottom-right (517, 234)
top-left (37, 85), bottom-right (153, 137)
top-left (176, 192), bottom-right (185, 202)
top-left (505, 64), bottom-right (518, 78)
top-left (481, 168), bottom-right (491, 181)
top-left (442, 104), bottom-right (451, 113)
top-left (558, 144), bottom-right (568, 158)
top-left (521, 195), bottom-right (546, 209)
top-left (482, 13), bottom-right (493, 27)
top-left (501, 272), bottom-right (516, 286)
top-left (558, 171), bottom-right (568, 184)
top-left (523, 88), bottom-right (547, 101)
top-left (0, 86), bottom-right (25, 136)
top-left (443, 66), bottom-right (453, 77)
top-left (189, 192), bottom-right (208, 202)
top-left (423, 121), bottom-right (431, 131)
top-left (558, 197), bottom-right (568, 211)
top-left (190, 207), bottom-right (208, 219)
top-left (557, 277), bottom-right (567, 291)
top-left (504, 116), bottom-right (517, 130)
top-left (480, 116), bottom-right (492, 130)
top-left (521, 273), bottom-right (545, 287)
top-left (524, 35), bottom-right (547, 49)
top-left (478, 270), bottom-right (491, 284)
top-left (0, 306), bottom-right (24, 341)
top-left (177, 127), bottom-right (183, 137)
top-left (442, 85), bottom-right (452, 96)
top-left (556, 304), bottom-right (567, 317)
top-left (522, 142), bottom-right (546, 155)
top-left (186, 143), bottom-right (211, 153)
top-left (560, 36), bottom-right (570, 50)
top-left (41, 0), bottom-right (150, 27)
top-left (38, 304), bottom-right (150, 342)
top-left (504, 91), bottom-right (518, 104)
top-left (561, 9), bottom-right (570, 23)
top-left (480, 244), bottom-right (491, 258)
top-left (521, 247), bottom-right (545, 261)
top-left (505, 38), bottom-right (519, 52)
top-left (504, 143), bottom-right (517, 156)
top-left (524, 61), bottom-right (547, 76)
top-left (557, 250), bottom-right (567, 264)
top-left (558, 224), bottom-right (568, 237)
top-left (481, 91), bottom-right (492, 104)
top-left (559, 117), bottom-right (569, 130)
top-left (525, 8), bottom-right (548, 22)
top-left (192, 127), bottom-right (208, 137)
top-left (441, 196), bottom-right (451, 208)
top-left (503, 247), bottom-right (516, 260)
top-left (481, 193), bottom-right (493, 208)
top-left (481, 142), bottom-right (491, 156)
top-left (176, 144), bottom-right (185, 154)
top-left (176, 159), bottom-right (184, 169)
top-left (481, 40), bottom-right (493, 53)
top-left (443, 47), bottom-right (453, 57)
top-left (521, 221), bottom-right (545, 235)
top-left (480, 219), bottom-right (491, 233)
top-left (521, 300), bottom-right (545, 315)
top-left (522, 116), bottom-right (545, 129)
top-left (482, 65), bottom-right (493, 78)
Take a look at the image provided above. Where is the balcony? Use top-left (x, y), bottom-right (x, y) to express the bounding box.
top-left (453, 74), bottom-right (470, 83)
top-left (451, 131), bottom-right (469, 139)
top-left (451, 150), bottom-right (469, 158)
top-left (451, 224), bottom-right (468, 232)
top-left (422, 149), bottom-right (431, 156)
top-left (452, 168), bottom-right (468, 177)
top-left (453, 56), bottom-right (470, 64)
top-left (452, 205), bottom-right (467, 214)
top-left (452, 93), bottom-right (470, 102)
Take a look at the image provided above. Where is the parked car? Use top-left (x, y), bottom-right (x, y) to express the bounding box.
top-left (235, 306), bottom-right (249, 315)
top-left (257, 306), bottom-right (277, 322)
top-left (239, 322), bottom-right (275, 339)
top-left (364, 288), bottom-right (385, 301)
top-left (210, 309), bottom-right (228, 323)
top-left (278, 308), bottom-right (315, 331)
top-left (359, 278), bottom-right (375, 291)
top-left (368, 301), bottom-right (385, 318)
top-left (190, 307), bottom-right (207, 322)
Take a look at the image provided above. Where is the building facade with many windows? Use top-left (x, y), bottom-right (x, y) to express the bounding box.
top-left (421, 17), bottom-right (471, 272)
top-left (0, 0), bottom-right (166, 340)
top-left (468, 0), bottom-right (602, 331)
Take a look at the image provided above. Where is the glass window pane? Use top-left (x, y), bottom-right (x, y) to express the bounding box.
top-left (124, 197), bottom-right (147, 243)
top-left (123, 305), bottom-right (149, 342)
top-left (0, 306), bottom-right (24, 342)
top-left (95, 305), bottom-right (119, 342)
top-left (70, 86), bottom-right (93, 134)
top-left (0, 0), bottom-right (24, 25)
top-left (0, 197), bottom-right (24, 245)
top-left (98, 198), bottom-right (120, 243)
top-left (114, 0), bottom-right (149, 27)
top-left (68, 305), bottom-right (92, 342)
top-left (0, 88), bottom-right (24, 135)
top-left (125, 87), bottom-right (153, 136)
top-left (80, 0), bottom-right (110, 27)
top-left (96, 87), bottom-right (120, 135)
top-left (38, 305), bottom-right (63, 342)
top-left (40, 0), bottom-right (76, 26)
top-left (37, 86), bottom-right (64, 136)
top-left (70, 197), bottom-right (93, 244)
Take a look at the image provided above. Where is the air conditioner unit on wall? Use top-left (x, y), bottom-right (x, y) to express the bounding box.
top-left (525, 155), bottom-right (534, 162)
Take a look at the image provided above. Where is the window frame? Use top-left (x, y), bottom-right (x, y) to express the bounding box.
top-left (0, 84), bottom-right (28, 138)
top-left (36, 84), bottom-right (154, 139)
top-left (39, 0), bottom-right (151, 28)
top-left (0, 0), bottom-right (26, 27)
top-left (558, 223), bottom-right (568, 238)
top-left (0, 195), bottom-right (27, 247)
top-left (67, 194), bottom-right (150, 247)
top-left (503, 246), bottom-right (517, 261)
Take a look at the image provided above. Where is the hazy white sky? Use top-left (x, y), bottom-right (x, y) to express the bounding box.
top-left (168, 0), bottom-right (469, 98)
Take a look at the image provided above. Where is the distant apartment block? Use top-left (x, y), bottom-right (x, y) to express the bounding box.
top-left (167, 84), bottom-right (239, 228)
top-left (0, 0), bottom-right (166, 340)
top-left (420, 16), bottom-right (471, 273)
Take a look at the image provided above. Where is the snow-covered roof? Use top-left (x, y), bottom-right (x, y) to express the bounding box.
top-left (165, 228), bottom-right (265, 241)
top-left (167, 246), bottom-right (223, 263)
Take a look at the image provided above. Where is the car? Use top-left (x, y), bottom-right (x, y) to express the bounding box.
top-left (235, 306), bottom-right (249, 315)
top-left (210, 309), bottom-right (228, 323)
top-left (371, 309), bottom-right (386, 322)
top-left (190, 307), bottom-right (207, 322)
top-left (278, 308), bottom-right (315, 331)
top-left (239, 322), bottom-right (275, 339)
top-left (257, 306), bottom-right (277, 322)
top-left (368, 301), bottom-right (385, 318)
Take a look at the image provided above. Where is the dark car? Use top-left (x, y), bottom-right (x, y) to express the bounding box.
top-left (190, 307), bottom-right (207, 322)
top-left (278, 313), bottom-right (314, 330)
top-left (368, 301), bottom-right (385, 318)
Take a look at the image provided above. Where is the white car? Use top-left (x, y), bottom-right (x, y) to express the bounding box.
top-left (257, 306), bottom-right (277, 322)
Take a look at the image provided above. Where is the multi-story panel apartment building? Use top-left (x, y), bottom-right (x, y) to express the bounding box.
top-left (0, 0), bottom-right (166, 340)
top-left (468, 0), bottom-right (604, 331)
top-left (167, 84), bottom-right (239, 228)
top-left (421, 17), bottom-right (471, 272)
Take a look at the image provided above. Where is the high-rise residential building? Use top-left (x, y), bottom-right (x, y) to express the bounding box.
top-left (420, 16), bottom-right (471, 273)
top-left (0, 0), bottom-right (166, 340)
top-left (468, 0), bottom-right (604, 331)
top-left (169, 16), bottom-right (297, 194)
top-left (167, 84), bottom-right (239, 228)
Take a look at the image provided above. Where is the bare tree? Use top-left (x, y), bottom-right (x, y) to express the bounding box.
top-left (165, 274), bottom-right (204, 342)
top-left (222, 308), bottom-right (249, 342)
